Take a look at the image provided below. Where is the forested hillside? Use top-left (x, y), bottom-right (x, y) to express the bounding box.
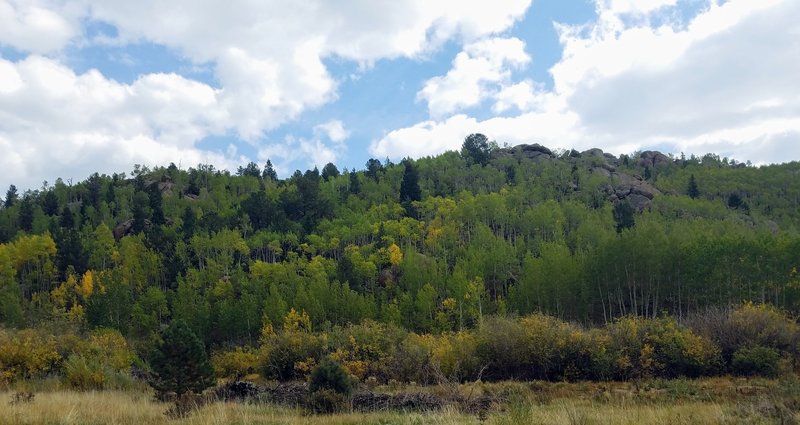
top-left (1, 135), bottom-right (800, 351)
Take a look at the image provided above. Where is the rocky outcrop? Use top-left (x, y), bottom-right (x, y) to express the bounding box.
top-left (638, 151), bottom-right (672, 169)
top-left (493, 143), bottom-right (553, 160)
top-left (599, 172), bottom-right (661, 211)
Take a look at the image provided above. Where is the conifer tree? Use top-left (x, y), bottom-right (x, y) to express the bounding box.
top-left (150, 319), bottom-right (215, 396)
top-left (687, 174), bottom-right (700, 199)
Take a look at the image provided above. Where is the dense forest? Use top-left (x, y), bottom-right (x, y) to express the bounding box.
top-left (2, 135), bottom-right (800, 387)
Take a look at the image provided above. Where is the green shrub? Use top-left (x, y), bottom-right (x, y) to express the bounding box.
top-left (63, 354), bottom-right (105, 390)
top-left (307, 388), bottom-right (349, 414)
top-left (309, 358), bottom-right (352, 396)
top-left (261, 330), bottom-right (328, 381)
top-left (732, 346), bottom-right (781, 377)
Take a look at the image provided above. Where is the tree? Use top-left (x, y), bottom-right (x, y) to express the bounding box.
top-left (132, 191), bottom-right (151, 234)
top-left (399, 159), bottom-right (421, 216)
top-left (4, 185), bottom-right (18, 208)
top-left (237, 162), bottom-right (261, 178)
top-left (321, 162), bottom-right (340, 181)
top-left (148, 184), bottom-right (165, 225)
top-left (613, 201), bottom-right (635, 233)
top-left (727, 193), bottom-right (743, 209)
top-left (42, 190), bottom-right (59, 216)
top-left (348, 171), bottom-right (361, 195)
top-left (262, 160), bottom-right (278, 181)
top-left (365, 158), bottom-right (383, 181)
top-left (150, 319), bottom-right (215, 396)
top-left (461, 133), bottom-right (491, 166)
top-left (18, 196), bottom-right (34, 232)
top-left (687, 174), bottom-right (700, 199)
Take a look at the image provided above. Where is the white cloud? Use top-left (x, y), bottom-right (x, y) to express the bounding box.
top-left (0, 0), bottom-right (533, 190)
top-left (417, 37), bottom-right (531, 117)
top-left (0, 0), bottom-right (79, 53)
top-left (0, 55), bottom-right (242, 190)
top-left (314, 120), bottom-right (350, 144)
top-left (373, 0), bottom-right (800, 165)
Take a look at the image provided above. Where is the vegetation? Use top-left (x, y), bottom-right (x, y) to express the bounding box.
top-left (1, 136), bottom-right (800, 419)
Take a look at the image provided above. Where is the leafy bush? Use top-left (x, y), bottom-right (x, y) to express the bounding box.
top-left (307, 388), bottom-right (349, 414)
top-left (0, 328), bottom-right (61, 382)
top-left (732, 346), bottom-right (781, 377)
top-left (687, 303), bottom-right (800, 366)
top-left (261, 330), bottom-right (328, 381)
top-left (63, 354), bottom-right (105, 390)
top-left (211, 346), bottom-right (261, 379)
top-left (309, 358), bottom-right (352, 396)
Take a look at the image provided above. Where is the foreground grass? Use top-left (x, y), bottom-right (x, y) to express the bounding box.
top-left (2, 377), bottom-right (797, 425)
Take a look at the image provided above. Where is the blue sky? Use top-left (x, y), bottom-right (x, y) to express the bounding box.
top-left (0, 0), bottom-right (798, 191)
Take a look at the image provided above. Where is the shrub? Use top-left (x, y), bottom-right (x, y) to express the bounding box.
top-left (307, 388), bottom-right (349, 414)
top-left (309, 358), bottom-right (352, 396)
top-left (63, 354), bottom-right (105, 390)
top-left (732, 346), bottom-right (781, 377)
top-left (211, 346), bottom-right (261, 379)
top-left (260, 330), bottom-right (328, 381)
top-left (0, 328), bottom-right (61, 382)
top-left (686, 303), bottom-right (800, 367)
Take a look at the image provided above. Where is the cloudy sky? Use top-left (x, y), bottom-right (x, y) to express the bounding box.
top-left (1, 0), bottom-right (798, 191)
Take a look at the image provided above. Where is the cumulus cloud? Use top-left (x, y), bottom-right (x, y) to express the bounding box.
top-left (417, 37), bottom-right (531, 117)
top-left (0, 0), bottom-right (533, 190)
top-left (373, 0), bottom-right (800, 165)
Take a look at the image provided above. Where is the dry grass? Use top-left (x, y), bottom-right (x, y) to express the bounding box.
top-left (1, 377), bottom-right (796, 425)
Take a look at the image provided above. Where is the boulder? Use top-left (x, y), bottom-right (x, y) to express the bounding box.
top-left (638, 151), bottom-right (672, 169)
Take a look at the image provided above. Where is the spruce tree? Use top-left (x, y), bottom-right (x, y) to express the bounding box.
top-left (150, 320), bottom-right (215, 397)
top-left (687, 174), bottom-right (700, 199)
top-left (399, 159), bottom-right (421, 216)
top-left (4, 185), bottom-right (17, 208)
top-left (613, 201), bottom-right (635, 233)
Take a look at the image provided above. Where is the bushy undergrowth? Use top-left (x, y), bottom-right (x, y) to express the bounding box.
top-left (220, 304), bottom-right (799, 384)
top-left (2, 304), bottom-right (797, 389)
top-left (0, 327), bottom-right (135, 389)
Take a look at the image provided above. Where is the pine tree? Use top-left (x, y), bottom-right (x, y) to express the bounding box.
top-left (18, 196), bottom-right (34, 232)
top-left (399, 159), bottom-right (421, 217)
top-left (42, 190), bottom-right (59, 216)
top-left (321, 162), bottom-right (340, 181)
top-left (461, 133), bottom-right (491, 166)
top-left (4, 185), bottom-right (18, 208)
top-left (262, 160), bottom-right (278, 181)
top-left (150, 319), bottom-right (215, 397)
top-left (613, 201), bottom-right (635, 233)
top-left (687, 174), bottom-right (700, 199)
top-left (348, 171), bottom-right (361, 195)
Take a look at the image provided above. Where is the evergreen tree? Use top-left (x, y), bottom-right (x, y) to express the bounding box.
top-left (182, 206), bottom-right (196, 240)
top-left (399, 159), bottom-right (421, 216)
top-left (4, 185), bottom-right (18, 208)
top-left (262, 160), bottom-right (278, 181)
top-left (687, 174), bottom-right (700, 199)
top-left (149, 319), bottom-right (215, 396)
top-left (148, 184), bottom-right (165, 225)
top-left (321, 162), bottom-right (340, 181)
top-left (461, 133), bottom-right (491, 166)
top-left (237, 161), bottom-right (261, 178)
top-left (18, 196), bottom-right (34, 232)
top-left (613, 201), bottom-right (635, 233)
top-left (42, 190), bottom-right (59, 216)
top-left (348, 171), bottom-right (361, 195)
top-left (132, 191), bottom-right (151, 233)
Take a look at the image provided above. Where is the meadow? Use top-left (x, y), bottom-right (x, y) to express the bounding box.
top-left (3, 377), bottom-right (797, 425)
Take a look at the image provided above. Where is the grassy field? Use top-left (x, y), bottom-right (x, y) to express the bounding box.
top-left (2, 377), bottom-right (798, 424)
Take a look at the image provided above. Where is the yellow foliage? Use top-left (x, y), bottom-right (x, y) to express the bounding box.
top-left (284, 308), bottom-right (312, 333)
top-left (212, 347), bottom-right (261, 378)
top-left (388, 243), bottom-right (403, 266)
top-left (80, 270), bottom-right (94, 298)
top-left (0, 329), bottom-right (62, 382)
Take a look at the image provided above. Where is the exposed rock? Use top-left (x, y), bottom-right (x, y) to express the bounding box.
top-left (113, 218), bottom-right (155, 239)
top-left (519, 143), bottom-right (553, 157)
top-left (582, 148), bottom-right (605, 158)
top-left (638, 151), bottom-right (672, 169)
top-left (184, 193), bottom-right (200, 201)
top-left (597, 171), bottom-right (661, 211)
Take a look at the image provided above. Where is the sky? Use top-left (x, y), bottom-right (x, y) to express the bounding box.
top-left (1, 0), bottom-right (799, 191)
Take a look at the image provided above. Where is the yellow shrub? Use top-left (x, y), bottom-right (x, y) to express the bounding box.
top-left (211, 346), bottom-right (261, 379)
top-left (0, 328), bottom-right (61, 382)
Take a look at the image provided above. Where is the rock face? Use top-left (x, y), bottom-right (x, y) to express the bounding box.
top-left (638, 151), bottom-right (672, 169)
top-left (493, 143), bottom-right (553, 160)
top-left (598, 172), bottom-right (661, 211)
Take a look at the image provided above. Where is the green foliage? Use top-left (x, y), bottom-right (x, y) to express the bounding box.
top-left (731, 346), bottom-right (781, 377)
top-left (309, 357), bottom-right (352, 396)
top-left (150, 320), bottom-right (215, 396)
top-left (461, 133), bottom-right (491, 166)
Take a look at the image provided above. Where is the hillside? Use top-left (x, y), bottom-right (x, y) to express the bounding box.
top-left (2, 139), bottom-right (800, 338)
